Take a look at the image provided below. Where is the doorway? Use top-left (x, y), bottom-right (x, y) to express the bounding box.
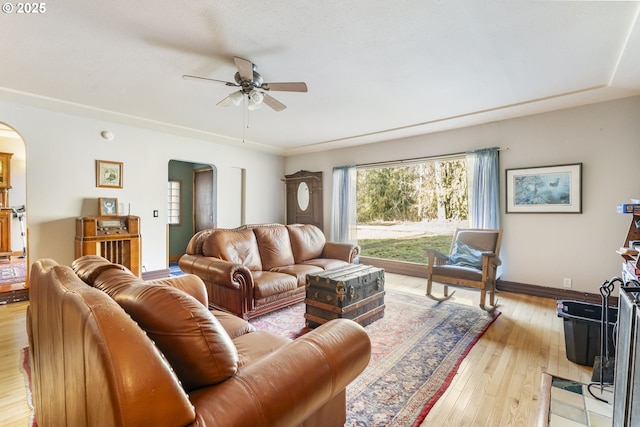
top-left (0, 123), bottom-right (28, 303)
top-left (168, 160), bottom-right (216, 263)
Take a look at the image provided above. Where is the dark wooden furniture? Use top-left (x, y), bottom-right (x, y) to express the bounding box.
top-left (0, 152), bottom-right (12, 208)
top-left (0, 208), bottom-right (11, 260)
top-left (284, 170), bottom-right (323, 230)
top-left (75, 215), bottom-right (142, 276)
top-left (305, 264), bottom-right (385, 328)
top-left (0, 153), bottom-right (12, 260)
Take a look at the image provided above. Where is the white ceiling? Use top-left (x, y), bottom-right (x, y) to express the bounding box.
top-left (1, 1), bottom-right (639, 156)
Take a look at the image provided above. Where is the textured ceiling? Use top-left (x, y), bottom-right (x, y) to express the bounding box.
top-left (1, 1), bottom-right (639, 155)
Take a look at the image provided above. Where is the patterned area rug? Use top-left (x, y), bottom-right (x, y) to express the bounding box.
top-left (250, 289), bottom-right (500, 426)
top-left (0, 260), bottom-right (26, 286)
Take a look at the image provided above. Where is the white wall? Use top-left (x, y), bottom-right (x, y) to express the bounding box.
top-left (0, 101), bottom-right (286, 272)
top-left (286, 96), bottom-right (640, 294)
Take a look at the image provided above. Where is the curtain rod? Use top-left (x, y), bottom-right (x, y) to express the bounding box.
top-left (356, 147), bottom-right (508, 169)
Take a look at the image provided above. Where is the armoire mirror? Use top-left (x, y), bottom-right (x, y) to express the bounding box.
top-left (297, 181), bottom-right (310, 211)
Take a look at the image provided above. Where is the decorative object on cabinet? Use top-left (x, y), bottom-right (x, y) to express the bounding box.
top-left (96, 159), bottom-right (123, 188)
top-left (618, 212), bottom-right (640, 282)
top-left (505, 163), bottom-right (582, 213)
top-left (98, 197), bottom-right (119, 216)
top-left (284, 170), bottom-right (323, 230)
top-left (75, 215), bottom-right (141, 276)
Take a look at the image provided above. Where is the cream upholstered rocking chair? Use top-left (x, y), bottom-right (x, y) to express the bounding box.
top-left (426, 228), bottom-right (502, 311)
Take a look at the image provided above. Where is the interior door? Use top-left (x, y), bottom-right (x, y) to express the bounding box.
top-left (194, 167), bottom-right (214, 232)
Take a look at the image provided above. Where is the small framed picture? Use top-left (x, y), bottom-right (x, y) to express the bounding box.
top-left (99, 197), bottom-right (119, 216)
top-left (96, 160), bottom-right (123, 188)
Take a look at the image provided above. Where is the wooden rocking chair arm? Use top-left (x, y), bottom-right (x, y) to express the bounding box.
top-left (425, 248), bottom-right (449, 265)
top-left (481, 252), bottom-right (502, 266)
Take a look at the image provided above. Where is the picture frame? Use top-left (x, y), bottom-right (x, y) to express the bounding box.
top-left (98, 197), bottom-right (119, 216)
top-left (96, 160), bottom-right (123, 188)
top-left (505, 163), bottom-right (582, 213)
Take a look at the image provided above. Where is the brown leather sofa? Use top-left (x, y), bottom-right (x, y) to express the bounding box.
top-left (179, 223), bottom-right (359, 319)
top-left (27, 255), bottom-right (371, 427)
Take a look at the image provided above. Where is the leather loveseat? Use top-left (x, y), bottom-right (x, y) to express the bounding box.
top-left (27, 255), bottom-right (371, 427)
top-left (179, 223), bottom-right (359, 319)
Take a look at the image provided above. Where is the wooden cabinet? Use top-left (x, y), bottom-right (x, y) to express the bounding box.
top-left (75, 216), bottom-right (142, 276)
top-left (0, 209), bottom-right (11, 259)
top-left (0, 152), bottom-right (12, 208)
top-left (284, 170), bottom-right (323, 230)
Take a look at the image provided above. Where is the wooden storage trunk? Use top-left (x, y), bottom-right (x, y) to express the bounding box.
top-left (305, 264), bottom-right (385, 328)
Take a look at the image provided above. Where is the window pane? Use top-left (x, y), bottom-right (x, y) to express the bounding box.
top-left (168, 180), bottom-right (181, 225)
top-left (356, 158), bottom-right (468, 264)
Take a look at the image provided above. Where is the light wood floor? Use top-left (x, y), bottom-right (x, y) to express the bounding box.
top-left (0, 273), bottom-right (592, 427)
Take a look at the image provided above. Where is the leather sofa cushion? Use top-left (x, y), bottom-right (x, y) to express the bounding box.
top-left (270, 264), bottom-right (323, 286)
top-left (302, 258), bottom-right (350, 271)
top-left (254, 226), bottom-right (295, 270)
top-left (211, 309), bottom-right (257, 339)
top-left (202, 229), bottom-right (263, 271)
top-left (233, 331), bottom-right (292, 367)
top-left (71, 254), bottom-right (131, 283)
top-left (287, 224), bottom-right (326, 263)
top-left (93, 270), bottom-right (239, 392)
top-left (252, 271), bottom-right (298, 299)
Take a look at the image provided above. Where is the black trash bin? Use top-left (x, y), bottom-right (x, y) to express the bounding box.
top-left (557, 300), bottom-right (618, 366)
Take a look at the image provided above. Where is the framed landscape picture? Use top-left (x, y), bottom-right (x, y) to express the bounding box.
top-left (96, 160), bottom-right (123, 188)
top-left (506, 163), bottom-right (582, 213)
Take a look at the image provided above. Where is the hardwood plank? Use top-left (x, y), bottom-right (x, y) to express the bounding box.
top-left (0, 300), bottom-right (31, 427)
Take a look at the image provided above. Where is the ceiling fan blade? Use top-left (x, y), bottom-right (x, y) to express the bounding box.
top-left (262, 93), bottom-right (287, 111)
top-left (182, 74), bottom-right (237, 87)
top-left (234, 57), bottom-right (255, 82)
top-left (261, 82), bottom-right (308, 92)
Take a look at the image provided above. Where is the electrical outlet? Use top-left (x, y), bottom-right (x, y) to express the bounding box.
top-left (153, 210), bottom-right (158, 217)
top-left (563, 278), bottom-right (572, 288)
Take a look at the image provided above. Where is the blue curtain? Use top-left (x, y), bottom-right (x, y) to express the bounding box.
top-left (331, 165), bottom-right (357, 243)
top-left (466, 147), bottom-right (500, 229)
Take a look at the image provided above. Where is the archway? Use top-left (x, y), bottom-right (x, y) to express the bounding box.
top-left (168, 160), bottom-right (216, 265)
top-left (0, 122), bottom-right (28, 302)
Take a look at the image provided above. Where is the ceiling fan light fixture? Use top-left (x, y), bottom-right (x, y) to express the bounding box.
top-left (217, 90), bottom-right (245, 107)
top-left (247, 99), bottom-right (262, 110)
top-left (248, 89), bottom-right (264, 105)
top-left (229, 90), bottom-right (244, 106)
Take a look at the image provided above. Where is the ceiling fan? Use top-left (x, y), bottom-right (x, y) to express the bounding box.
top-left (183, 56), bottom-right (308, 112)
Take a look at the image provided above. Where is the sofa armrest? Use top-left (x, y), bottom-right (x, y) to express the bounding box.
top-left (146, 274), bottom-right (209, 307)
top-left (188, 318), bottom-right (371, 427)
top-left (179, 254), bottom-right (253, 291)
top-left (322, 242), bottom-right (360, 263)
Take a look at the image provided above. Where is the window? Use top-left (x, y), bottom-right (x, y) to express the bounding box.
top-left (168, 180), bottom-right (181, 225)
top-left (356, 157), bottom-right (468, 264)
